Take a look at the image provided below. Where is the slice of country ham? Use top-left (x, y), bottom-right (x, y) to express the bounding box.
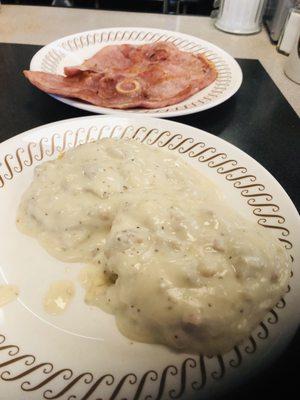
top-left (24, 42), bottom-right (217, 109)
top-left (23, 71), bottom-right (105, 105)
top-left (64, 44), bottom-right (133, 77)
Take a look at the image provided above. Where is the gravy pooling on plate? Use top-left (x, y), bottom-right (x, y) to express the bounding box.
top-left (43, 281), bottom-right (75, 315)
top-left (17, 138), bottom-right (290, 355)
top-left (0, 285), bottom-right (19, 307)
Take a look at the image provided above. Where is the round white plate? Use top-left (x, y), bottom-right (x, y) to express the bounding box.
top-left (29, 27), bottom-right (243, 118)
top-left (0, 116), bottom-right (299, 400)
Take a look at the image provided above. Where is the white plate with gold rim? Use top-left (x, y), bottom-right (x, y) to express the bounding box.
top-left (28, 27), bottom-right (242, 118)
top-left (0, 116), bottom-right (299, 400)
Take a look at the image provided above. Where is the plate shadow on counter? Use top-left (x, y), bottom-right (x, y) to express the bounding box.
top-left (0, 43), bottom-right (299, 208)
top-left (1, 44), bottom-right (299, 214)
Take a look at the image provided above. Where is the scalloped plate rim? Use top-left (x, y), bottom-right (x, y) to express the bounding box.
top-left (28, 27), bottom-right (243, 118)
top-left (0, 115), bottom-right (299, 400)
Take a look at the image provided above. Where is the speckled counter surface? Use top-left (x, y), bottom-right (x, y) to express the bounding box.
top-left (0, 4), bottom-right (299, 116)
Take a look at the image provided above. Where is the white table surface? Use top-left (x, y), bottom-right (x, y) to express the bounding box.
top-left (0, 4), bottom-right (299, 116)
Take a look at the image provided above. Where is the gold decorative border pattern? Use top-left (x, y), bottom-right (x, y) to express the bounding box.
top-left (40, 49), bottom-right (67, 74)
top-left (39, 30), bottom-right (232, 113)
top-left (0, 314), bottom-right (287, 400)
top-left (0, 125), bottom-right (293, 399)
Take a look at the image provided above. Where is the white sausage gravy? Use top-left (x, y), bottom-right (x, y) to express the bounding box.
top-left (17, 138), bottom-right (290, 355)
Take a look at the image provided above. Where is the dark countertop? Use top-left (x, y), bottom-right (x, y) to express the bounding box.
top-left (1, 43), bottom-right (299, 210)
top-left (0, 42), bottom-right (299, 399)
